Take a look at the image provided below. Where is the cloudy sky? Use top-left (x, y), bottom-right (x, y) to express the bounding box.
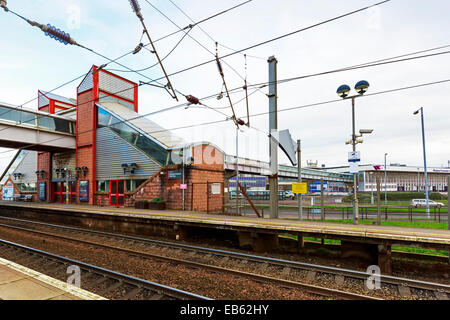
top-left (1, 0), bottom-right (449, 174)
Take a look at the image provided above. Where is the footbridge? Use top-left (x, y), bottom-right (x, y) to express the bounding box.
top-left (0, 102), bottom-right (75, 152)
top-left (224, 155), bottom-right (353, 183)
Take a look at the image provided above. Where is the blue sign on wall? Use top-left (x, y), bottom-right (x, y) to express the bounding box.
top-left (168, 170), bottom-right (183, 180)
top-left (39, 182), bottom-right (46, 201)
top-left (309, 180), bottom-right (328, 192)
top-left (79, 181), bottom-right (89, 202)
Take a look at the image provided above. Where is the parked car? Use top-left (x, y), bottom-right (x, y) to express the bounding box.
top-left (410, 199), bottom-right (445, 208)
top-left (284, 190), bottom-right (295, 200)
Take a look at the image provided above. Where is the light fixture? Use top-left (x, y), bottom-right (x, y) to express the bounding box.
top-left (355, 80), bottom-right (370, 95)
top-left (337, 84), bottom-right (351, 99)
top-left (359, 129), bottom-right (374, 135)
top-left (130, 163), bottom-right (139, 174)
top-left (121, 163), bottom-right (129, 174)
top-left (75, 167), bottom-right (81, 179)
top-left (13, 172), bottom-right (22, 180)
top-left (36, 170), bottom-right (46, 179)
top-left (81, 166), bottom-right (88, 176)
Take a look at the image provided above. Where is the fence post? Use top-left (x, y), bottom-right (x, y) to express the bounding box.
top-left (321, 179), bottom-right (325, 222)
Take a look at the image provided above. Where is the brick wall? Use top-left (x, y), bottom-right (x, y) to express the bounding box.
top-left (76, 88), bottom-right (96, 205)
top-left (127, 144), bottom-right (225, 213)
top-left (95, 193), bottom-right (109, 207)
top-left (37, 152), bottom-right (52, 202)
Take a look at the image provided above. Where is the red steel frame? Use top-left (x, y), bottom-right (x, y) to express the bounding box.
top-left (96, 68), bottom-right (139, 113)
top-left (38, 90), bottom-right (75, 114)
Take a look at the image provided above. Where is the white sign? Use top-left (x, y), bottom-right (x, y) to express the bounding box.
top-left (348, 151), bottom-right (361, 163)
top-left (210, 183), bottom-right (221, 195)
top-left (349, 162), bottom-right (359, 173)
top-left (2, 187), bottom-right (14, 201)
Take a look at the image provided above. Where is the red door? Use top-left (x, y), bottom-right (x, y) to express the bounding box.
top-left (110, 180), bottom-right (125, 207)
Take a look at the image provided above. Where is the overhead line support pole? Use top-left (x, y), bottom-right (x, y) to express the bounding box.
top-left (268, 56), bottom-right (278, 219)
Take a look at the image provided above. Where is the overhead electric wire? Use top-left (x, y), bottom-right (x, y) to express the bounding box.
top-left (2, 42), bottom-right (450, 137)
top-left (107, 27), bottom-right (193, 73)
top-left (2, 0), bottom-right (254, 111)
top-left (136, 0), bottom-right (269, 116)
top-left (137, 0), bottom-right (392, 87)
top-left (167, 0), bottom-right (264, 60)
top-left (123, 0), bottom-right (260, 95)
top-left (5, 0), bottom-right (395, 118)
top-left (2, 41), bottom-right (450, 131)
top-left (1, 76), bottom-right (449, 158)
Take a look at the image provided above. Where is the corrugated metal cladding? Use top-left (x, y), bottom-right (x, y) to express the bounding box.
top-left (98, 70), bottom-right (135, 103)
top-left (77, 68), bottom-right (94, 94)
top-left (38, 93), bottom-right (49, 109)
top-left (11, 151), bottom-right (37, 184)
top-left (52, 151), bottom-right (76, 180)
top-left (96, 127), bottom-right (161, 181)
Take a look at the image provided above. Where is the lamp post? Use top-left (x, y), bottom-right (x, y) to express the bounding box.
top-left (384, 153), bottom-right (388, 204)
top-left (414, 107), bottom-right (430, 217)
top-left (337, 81), bottom-right (373, 225)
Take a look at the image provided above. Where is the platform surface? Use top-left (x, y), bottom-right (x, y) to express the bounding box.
top-left (1, 201), bottom-right (450, 246)
top-left (0, 257), bottom-right (106, 300)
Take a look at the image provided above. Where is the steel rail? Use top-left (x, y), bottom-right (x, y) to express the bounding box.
top-left (0, 216), bottom-right (448, 295)
top-left (0, 237), bottom-right (210, 300)
top-left (0, 220), bottom-right (377, 300)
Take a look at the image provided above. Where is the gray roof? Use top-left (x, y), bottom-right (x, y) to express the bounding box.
top-left (41, 91), bottom-right (76, 106)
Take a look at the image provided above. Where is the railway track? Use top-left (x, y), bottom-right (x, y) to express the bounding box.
top-left (0, 216), bottom-right (448, 300)
top-left (0, 217), bottom-right (377, 300)
top-left (0, 238), bottom-right (210, 300)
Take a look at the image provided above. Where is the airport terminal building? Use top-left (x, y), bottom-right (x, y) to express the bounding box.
top-left (325, 164), bottom-right (449, 193)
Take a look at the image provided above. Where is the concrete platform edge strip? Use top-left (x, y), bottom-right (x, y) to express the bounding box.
top-left (0, 257), bottom-right (107, 300)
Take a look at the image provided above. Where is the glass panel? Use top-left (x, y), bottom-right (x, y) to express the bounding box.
top-left (55, 183), bottom-right (60, 192)
top-left (118, 181), bottom-right (124, 194)
top-left (71, 194), bottom-right (76, 203)
top-left (70, 181), bottom-right (76, 192)
top-left (118, 196), bottom-right (124, 206)
top-left (98, 106), bottom-right (168, 165)
top-left (37, 115), bottom-right (72, 134)
top-left (111, 196), bottom-right (116, 205)
top-left (55, 194), bottom-right (60, 203)
top-left (135, 134), bottom-right (168, 165)
top-left (111, 181), bottom-right (117, 194)
top-left (125, 180), bottom-right (131, 192)
top-left (135, 180), bottom-right (147, 190)
top-left (97, 181), bottom-right (107, 192)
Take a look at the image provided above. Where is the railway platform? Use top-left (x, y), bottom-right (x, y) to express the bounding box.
top-left (0, 256), bottom-right (105, 300)
top-left (0, 201), bottom-right (449, 274)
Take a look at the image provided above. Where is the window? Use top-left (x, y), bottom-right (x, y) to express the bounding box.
top-left (17, 183), bottom-right (37, 192)
top-left (97, 180), bottom-right (110, 193)
top-left (125, 179), bottom-right (147, 192)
